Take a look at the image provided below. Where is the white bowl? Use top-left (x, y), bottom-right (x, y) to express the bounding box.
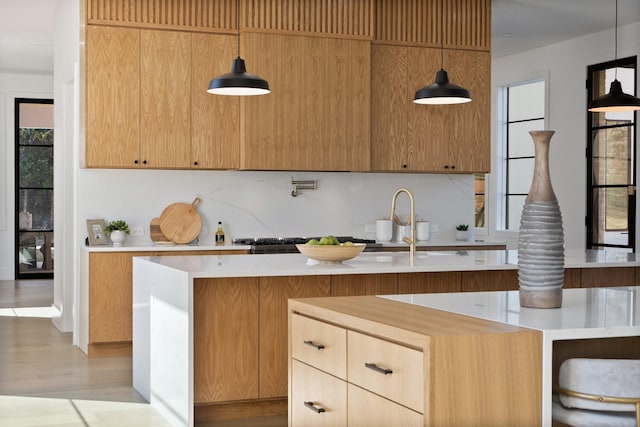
top-left (296, 243), bottom-right (366, 264)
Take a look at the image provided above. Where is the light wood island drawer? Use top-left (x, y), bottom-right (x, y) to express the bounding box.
top-left (347, 383), bottom-right (422, 427)
top-left (347, 330), bottom-right (424, 413)
top-left (291, 314), bottom-right (347, 379)
top-left (291, 359), bottom-right (347, 427)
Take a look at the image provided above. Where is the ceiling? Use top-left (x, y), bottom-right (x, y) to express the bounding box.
top-left (0, 0), bottom-right (638, 73)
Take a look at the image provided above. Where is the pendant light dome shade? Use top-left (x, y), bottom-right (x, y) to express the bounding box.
top-left (588, 79), bottom-right (640, 112)
top-left (207, 57), bottom-right (270, 96)
top-left (414, 69), bottom-right (471, 105)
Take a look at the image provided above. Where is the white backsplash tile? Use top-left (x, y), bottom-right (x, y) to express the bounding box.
top-left (79, 169), bottom-right (475, 245)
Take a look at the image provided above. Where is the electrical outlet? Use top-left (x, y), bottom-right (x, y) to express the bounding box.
top-left (130, 226), bottom-right (144, 236)
top-left (430, 223), bottom-right (439, 232)
top-left (364, 224), bottom-right (376, 233)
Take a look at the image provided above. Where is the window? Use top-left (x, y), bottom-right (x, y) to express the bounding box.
top-left (586, 56), bottom-right (636, 252)
top-left (474, 173), bottom-right (485, 228)
top-left (15, 99), bottom-right (54, 279)
top-left (499, 79), bottom-right (546, 231)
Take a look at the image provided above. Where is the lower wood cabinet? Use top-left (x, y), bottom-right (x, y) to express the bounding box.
top-left (289, 297), bottom-right (543, 426)
top-left (84, 249), bottom-right (246, 357)
top-left (290, 313), bottom-right (423, 427)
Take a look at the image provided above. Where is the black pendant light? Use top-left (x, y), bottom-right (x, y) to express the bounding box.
top-left (414, 0), bottom-right (471, 105)
top-left (588, 0), bottom-right (640, 112)
top-left (207, 0), bottom-right (270, 96)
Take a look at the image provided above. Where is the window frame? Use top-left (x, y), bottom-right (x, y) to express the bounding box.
top-left (492, 71), bottom-right (549, 240)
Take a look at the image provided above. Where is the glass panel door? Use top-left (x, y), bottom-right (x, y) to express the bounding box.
top-left (15, 99), bottom-right (54, 278)
top-left (587, 57), bottom-right (637, 251)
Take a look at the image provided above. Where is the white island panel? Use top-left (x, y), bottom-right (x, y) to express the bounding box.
top-left (133, 257), bottom-right (193, 427)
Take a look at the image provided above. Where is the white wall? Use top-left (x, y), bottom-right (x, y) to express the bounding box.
top-left (0, 73), bottom-right (53, 281)
top-left (490, 20), bottom-right (640, 250)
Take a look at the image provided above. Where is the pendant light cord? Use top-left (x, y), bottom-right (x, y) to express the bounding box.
top-left (237, 0), bottom-right (241, 58)
top-left (440, 0), bottom-right (444, 69)
top-left (614, 0), bottom-right (618, 80)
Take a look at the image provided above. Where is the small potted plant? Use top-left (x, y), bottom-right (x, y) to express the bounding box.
top-left (455, 224), bottom-right (469, 241)
top-left (105, 220), bottom-right (130, 247)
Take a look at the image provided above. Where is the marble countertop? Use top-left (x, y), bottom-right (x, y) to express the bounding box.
top-left (82, 244), bottom-right (251, 252)
top-left (382, 286), bottom-right (640, 334)
top-left (134, 249), bottom-right (639, 278)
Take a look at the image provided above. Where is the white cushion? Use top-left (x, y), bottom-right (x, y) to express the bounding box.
top-left (553, 395), bottom-right (636, 427)
top-left (559, 358), bottom-right (640, 412)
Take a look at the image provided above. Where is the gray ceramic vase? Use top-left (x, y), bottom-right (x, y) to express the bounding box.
top-left (518, 130), bottom-right (565, 308)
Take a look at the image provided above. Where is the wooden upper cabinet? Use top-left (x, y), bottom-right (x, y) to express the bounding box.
top-left (191, 33), bottom-right (240, 169)
top-left (140, 29), bottom-right (192, 169)
top-left (85, 26), bottom-right (140, 168)
top-left (371, 44), bottom-right (490, 173)
top-left (241, 32), bottom-right (371, 171)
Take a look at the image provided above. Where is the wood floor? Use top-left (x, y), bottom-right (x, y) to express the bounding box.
top-left (0, 279), bottom-right (287, 426)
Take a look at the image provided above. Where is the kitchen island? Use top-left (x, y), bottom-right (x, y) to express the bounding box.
top-left (131, 249), bottom-right (639, 426)
top-left (289, 286), bottom-right (640, 426)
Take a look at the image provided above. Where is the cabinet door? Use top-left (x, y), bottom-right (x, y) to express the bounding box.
top-left (194, 277), bottom-right (259, 403)
top-left (85, 26), bottom-right (140, 168)
top-left (242, 32), bottom-right (370, 171)
top-left (371, 44), bottom-right (409, 171)
top-left (89, 251), bottom-right (146, 342)
top-left (291, 360), bottom-right (347, 427)
top-left (191, 33), bottom-right (240, 169)
top-left (140, 29), bottom-right (191, 168)
top-left (444, 49), bottom-right (490, 173)
top-left (331, 274), bottom-right (397, 297)
top-left (259, 275), bottom-right (330, 398)
top-left (348, 383), bottom-right (422, 427)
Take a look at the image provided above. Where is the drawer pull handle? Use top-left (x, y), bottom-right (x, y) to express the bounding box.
top-left (304, 340), bottom-right (325, 350)
top-left (304, 401), bottom-right (326, 413)
top-left (365, 362), bottom-right (393, 375)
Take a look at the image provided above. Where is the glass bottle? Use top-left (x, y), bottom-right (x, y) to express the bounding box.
top-left (215, 221), bottom-right (225, 246)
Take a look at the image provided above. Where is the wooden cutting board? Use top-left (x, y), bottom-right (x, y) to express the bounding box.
top-left (159, 198), bottom-right (202, 244)
top-left (150, 217), bottom-right (174, 245)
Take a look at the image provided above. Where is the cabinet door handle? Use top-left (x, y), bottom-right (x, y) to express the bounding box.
top-left (304, 401), bottom-right (326, 413)
top-left (304, 340), bottom-right (325, 350)
top-left (365, 362), bottom-right (393, 375)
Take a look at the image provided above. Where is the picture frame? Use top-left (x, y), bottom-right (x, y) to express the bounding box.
top-left (86, 219), bottom-right (109, 246)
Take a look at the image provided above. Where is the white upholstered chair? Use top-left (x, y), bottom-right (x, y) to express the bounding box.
top-left (552, 358), bottom-right (640, 427)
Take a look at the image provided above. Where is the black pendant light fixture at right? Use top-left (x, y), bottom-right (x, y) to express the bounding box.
top-left (588, 0), bottom-right (640, 112)
top-left (207, 0), bottom-right (270, 96)
top-left (414, 0), bottom-right (471, 105)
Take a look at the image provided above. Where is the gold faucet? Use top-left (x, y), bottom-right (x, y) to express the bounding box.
top-left (390, 188), bottom-right (416, 266)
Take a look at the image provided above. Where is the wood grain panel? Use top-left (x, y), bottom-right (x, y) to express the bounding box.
top-left (191, 32), bottom-right (240, 169)
top-left (407, 45), bottom-right (448, 171)
top-left (374, 0), bottom-right (490, 50)
top-left (331, 273), bottom-right (397, 297)
top-left (370, 44), bottom-right (408, 171)
top-left (461, 269), bottom-right (518, 292)
top-left (87, 0), bottom-right (237, 32)
top-left (580, 267), bottom-right (637, 288)
top-left (397, 271), bottom-right (462, 294)
top-left (140, 29), bottom-right (191, 168)
top-left (88, 252), bottom-right (147, 343)
top-left (85, 26), bottom-right (140, 168)
top-left (348, 383), bottom-right (422, 426)
top-left (245, 0), bottom-right (373, 37)
top-left (564, 268), bottom-right (581, 288)
top-left (430, 330), bottom-right (541, 425)
top-left (194, 277), bottom-right (259, 403)
top-left (259, 275), bottom-right (330, 398)
top-left (445, 49), bottom-right (490, 173)
top-left (241, 32), bottom-right (370, 171)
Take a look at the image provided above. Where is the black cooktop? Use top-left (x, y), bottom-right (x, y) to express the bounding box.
top-left (232, 236), bottom-right (376, 245)
top-left (232, 236), bottom-right (379, 254)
